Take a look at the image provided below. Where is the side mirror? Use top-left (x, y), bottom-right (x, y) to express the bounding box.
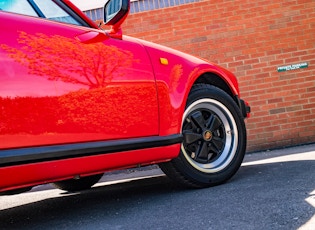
top-left (104, 0), bottom-right (130, 38)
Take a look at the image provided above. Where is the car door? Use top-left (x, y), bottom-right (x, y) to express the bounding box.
top-left (0, 4), bottom-right (158, 149)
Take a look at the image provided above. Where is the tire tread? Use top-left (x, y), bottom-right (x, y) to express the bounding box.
top-left (159, 84), bottom-right (246, 188)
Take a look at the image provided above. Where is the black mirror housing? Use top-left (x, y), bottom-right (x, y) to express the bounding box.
top-left (104, 0), bottom-right (129, 26)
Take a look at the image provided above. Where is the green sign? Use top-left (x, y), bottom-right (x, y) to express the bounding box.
top-left (277, 62), bottom-right (308, 72)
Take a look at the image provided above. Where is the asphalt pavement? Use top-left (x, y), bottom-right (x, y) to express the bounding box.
top-left (0, 143), bottom-right (314, 230)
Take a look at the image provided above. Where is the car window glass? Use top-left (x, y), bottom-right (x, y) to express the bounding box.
top-left (33, 0), bottom-right (82, 26)
top-left (0, 0), bottom-right (37, 16)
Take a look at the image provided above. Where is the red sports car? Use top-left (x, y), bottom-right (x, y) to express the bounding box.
top-left (0, 0), bottom-right (250, 195)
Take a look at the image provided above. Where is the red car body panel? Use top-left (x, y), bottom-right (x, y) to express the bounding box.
top-left (133, 38), bottom-right (241, 135)
top-left (0, 11), bottom-right (159, 149)
top-left (0, 144), bottom-right (180, 191)
top-left (0, 0), bottom-right (249, 193)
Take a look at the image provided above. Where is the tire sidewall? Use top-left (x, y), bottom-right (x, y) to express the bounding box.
top-left (175, 85), bottom-right (246, 186)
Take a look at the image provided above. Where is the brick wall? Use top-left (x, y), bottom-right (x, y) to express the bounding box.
top-left (122, 0), bottom-right (315, 152)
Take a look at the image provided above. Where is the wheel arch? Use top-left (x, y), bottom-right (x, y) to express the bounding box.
top-left (195, 72), bottom-right (235, 98)
top-left (188, 72), bottom-right (241, 111)
top-left (165, 69), bottom-right (244, 135)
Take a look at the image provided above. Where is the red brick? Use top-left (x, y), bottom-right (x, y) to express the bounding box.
top-left (123, 0), bottom-right (315, 152)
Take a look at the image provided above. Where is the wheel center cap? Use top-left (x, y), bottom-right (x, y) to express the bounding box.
top-left (203, 130), bottom-right (213, 141)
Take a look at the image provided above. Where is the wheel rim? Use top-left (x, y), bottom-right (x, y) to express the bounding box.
top-left (181, 98), bottom-right (238, 173)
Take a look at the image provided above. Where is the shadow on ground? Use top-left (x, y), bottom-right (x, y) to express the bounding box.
top-left (0, 148), bottom-right (314, 230)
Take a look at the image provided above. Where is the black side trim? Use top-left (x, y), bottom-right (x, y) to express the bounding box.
top-left (0, 134), bottom-right (183, 167)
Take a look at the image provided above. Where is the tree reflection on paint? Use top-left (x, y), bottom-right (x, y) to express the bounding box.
top-left (0, 32), bottom-right (159, 142)
top-left (170, 64), bottom-right (183, 93)
top-left (1, 31), bottom-right (134, 89)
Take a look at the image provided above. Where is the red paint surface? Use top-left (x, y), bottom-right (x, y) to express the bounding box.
top-left (0, 144), bottom-right (181, 192)
top-left (0, 0), bottom-right (246, 193)
top-left (0, 12), bottom-right (159, 149)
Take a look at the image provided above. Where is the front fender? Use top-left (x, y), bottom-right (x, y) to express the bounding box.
top-left (134, 37), bottom-right (241, 136)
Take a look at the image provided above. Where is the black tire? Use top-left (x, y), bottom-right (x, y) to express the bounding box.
top-left (159, 84), bottom-right (246, 188)
top-left (53, 173), bottom-right (103, 192)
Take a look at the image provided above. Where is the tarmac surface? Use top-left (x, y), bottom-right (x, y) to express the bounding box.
top-left (0, 143), bottom-right (315, 229)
